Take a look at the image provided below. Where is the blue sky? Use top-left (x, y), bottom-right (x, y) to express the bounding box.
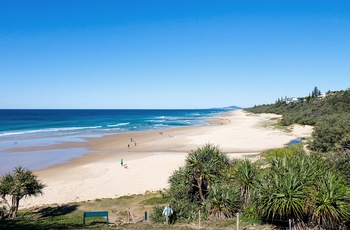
top-left (1, 1), bottom-right (349, 109)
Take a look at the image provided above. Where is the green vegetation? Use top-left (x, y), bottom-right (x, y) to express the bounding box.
top-left (0, 166), bottom-right (45, 219)
top-left (4, 143), bottom-right (350, 229)
top-left (0, 191), bottom-right (274, 229)
top-left (0, 192), bottom-right (167, 229)
top-left (257, 148), bottom-right (350, 229)
top-left (239, 86), bottom-right (350, 228)
top-left (164, 144), bottom-right (350, 229)
top-left (169, 86), bottom-right (350, 229)
top-left (164, 144), bottom-right (240, 221)
top-left (309, 113), bottom-right (350, 153)
top-left (246, 87), bottom-right (350, 154)
top-left (246, 88), bottom-right (350, 126)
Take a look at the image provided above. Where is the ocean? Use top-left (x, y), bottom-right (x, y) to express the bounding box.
top-left (0, 108), bottom-right (238, 173)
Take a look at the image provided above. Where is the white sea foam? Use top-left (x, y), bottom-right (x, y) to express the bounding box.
top-left (0, 126), bottom-right (102, 137)
top-left (101, 128), bottom-right (122, 132)
top-left (107, 122), bottom-right (130, 127)
top-left (148, 119), bottom-right (167, 123)
top-left (154, 124), bottom-right (168, 127)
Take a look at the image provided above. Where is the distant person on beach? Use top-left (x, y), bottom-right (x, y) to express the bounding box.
top-left (162, 204), bottom-right (173, 224)
top-left (130, 138), bottom-right (133, 142)
top-left (120, 159), bottom-right (123, 166)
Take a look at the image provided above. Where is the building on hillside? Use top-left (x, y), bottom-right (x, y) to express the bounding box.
top-left (317, 94), bottom-right (327, 100)
top-left (284, 97), bottom-right (299, 104)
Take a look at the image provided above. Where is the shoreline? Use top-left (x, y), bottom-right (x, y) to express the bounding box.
top-left (18, 110), bottom-right (313, 209)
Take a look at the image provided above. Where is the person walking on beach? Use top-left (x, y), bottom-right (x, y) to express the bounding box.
top-left (162, 204), bottom-right (173, 224)
top-left (120, 159), bottom-right (123, 166)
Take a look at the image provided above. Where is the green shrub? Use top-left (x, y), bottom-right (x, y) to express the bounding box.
top-left (309, 113), bottom-right (350, 152)
top-left (150, 206), bottom-right (163, 223)
top-left (140, 196), bottom-right (169, 205)
top-left (167, 144), bottom-right (236, 221)
top-left (263, 143), bottom-right (304, 159)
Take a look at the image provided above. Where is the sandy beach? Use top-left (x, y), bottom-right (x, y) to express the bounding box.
top-left (19, 110), bottom-right (312, 209)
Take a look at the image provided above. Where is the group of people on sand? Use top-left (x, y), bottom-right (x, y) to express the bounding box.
top-left (122, 137), bottom-right (138, 168)
top-left (128, 137), bottom-right (137, 148)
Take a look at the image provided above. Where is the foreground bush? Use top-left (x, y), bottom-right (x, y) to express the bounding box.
top-left (167, 143), bottom-right (350, 229)
top-left (168, 144), bottom-right (239, 221)
top-left (254, 147), bottom-right (350, 229)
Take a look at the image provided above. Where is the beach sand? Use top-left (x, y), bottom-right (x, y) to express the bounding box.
top-left (19, 110), bottom-right (312, 209)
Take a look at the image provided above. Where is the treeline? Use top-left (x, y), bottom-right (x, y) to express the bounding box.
top-left (246, 88), bottom-right (350, 126)
top-left (245, 88), bottom-right (350, 153)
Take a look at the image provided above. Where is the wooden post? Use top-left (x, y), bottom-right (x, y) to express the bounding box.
top-left (144, 211), bottom-right (148, 222)
top-left (198, 210), bottom-right (201, 229)
top-left (127, 209), bottom-right (129, 223)
top-left (128, 208), bottom-right (136, 223)
top-left (236, 212), bottom-right (239, 230)
top-left (289, 219), bottom-right (292, 230)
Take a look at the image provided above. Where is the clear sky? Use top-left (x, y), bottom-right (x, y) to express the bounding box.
top-left (1, 1), bottom-right (349, 109)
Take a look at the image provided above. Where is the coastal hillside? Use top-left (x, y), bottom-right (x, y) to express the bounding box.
top-left (245, 87), bottom-right (350, 154)
top-left (245, 87), bottom-right (350, 126)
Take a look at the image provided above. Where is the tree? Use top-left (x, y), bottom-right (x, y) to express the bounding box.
top-left (255, 151), bottom-right (319, 227)
top-left (254, 146), bottom-right (350, 229)
top-left (185, 144), bottom-right (231, 202)
top-left (234, 159), bottom-right (258, 205)
top-left (205, 184), bottom-right (240, 219)
top-left (168, 144), bottom-right (235, 221)
top-left (309, 114), bottom-right (350, 152)
top-left (312, 86), bottom-right (320, 98)
top-left (312, 171), bottom-right (350, 229)
top-left (0, 166), bottom-right (45, 219)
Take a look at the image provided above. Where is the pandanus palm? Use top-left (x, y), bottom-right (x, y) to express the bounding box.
top-left (234, 159), bottom-right (258, 205)
top-left (205, 184), bottom-right (240, 219)
top-left (257, 169), bottom-right (309, 222)
top-left (168, 166), bottom-right (192, 200)
top-left (168, 166), bottom-right (200, 221)
top-left (256, 154), bottom-right (316, 224)
top-left (167, 144), bottom-right (235, 221)
top-left (185, 144), bottom-right (231, 202)
top-left (0, 166), bottom-right (45, 218)
top-left (312, 171), bottom-right (350, 229)
top-left (256, 146), bottom-right (350, 228)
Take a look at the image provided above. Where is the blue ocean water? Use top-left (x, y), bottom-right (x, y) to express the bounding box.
top-left (0, 108), bottom-right (238, 173)
top-left (0, 108), bottom-right (237, 140)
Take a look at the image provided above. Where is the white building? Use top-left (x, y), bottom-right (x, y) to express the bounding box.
top-left (284, 97), bottom-right (299, 104)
